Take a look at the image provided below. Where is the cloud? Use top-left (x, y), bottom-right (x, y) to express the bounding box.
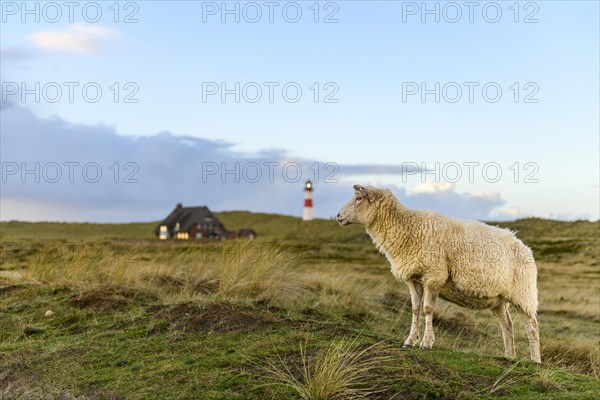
top-left (0, 46), bottom-right (32, 64)
top-left (493, 206), bottom-right (524, 219)
top-left (0, 99), bottom-right (16, 110)
top-left (25, 24), bottom-right (118, 55)
top-left (397, 182), bottom-right (505, 221)
top-left (337, 164), bottom-right (426, 176)
top-left (410, 181), bottom-right (454, 194)
top-left (1, 104), bottom-right (512, 222)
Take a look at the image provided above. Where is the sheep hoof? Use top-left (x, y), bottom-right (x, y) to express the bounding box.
top-left (420, 341), bottom-right (434, 349)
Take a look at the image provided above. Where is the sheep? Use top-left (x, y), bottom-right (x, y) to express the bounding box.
top-left (337, 185), bottom-right (541, 363)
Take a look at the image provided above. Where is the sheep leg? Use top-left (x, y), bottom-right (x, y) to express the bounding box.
top-left (420, 287), bottom-right (438, 349)
top-left (523, 314), bottom-right (541, 363)
top-left (403, 280), bottom-right (423, 347)
top-left (491, 302), bottom-right (515, 358)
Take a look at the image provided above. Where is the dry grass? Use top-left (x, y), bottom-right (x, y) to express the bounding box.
top-left (541, 338), bottom-right (600, 377)
top-left (484, 362), bottom-right (523, 394)
top-left (2, 221), bottom-right (599, 379)
top-left (214, 246), bottom-right (299, 302)
top-left (305, 273), bottom-right (369, 312)
top-left (1, 217), bottom-right (599, 399)
top-left (260, 336), bottom-right (390, 400)
top-left (533, 361), bottom-right (568, 392)
top-left (15, 241), bottom-right (304, 308)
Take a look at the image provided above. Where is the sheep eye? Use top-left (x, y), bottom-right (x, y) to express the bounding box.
top-left (356, 196), bottom-right (363, 202)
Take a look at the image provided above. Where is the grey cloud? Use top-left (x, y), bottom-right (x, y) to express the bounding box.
top-left (337, 164), bottom-right (426, 176)
top-left (395, 187), bottom-right (505, 221)
top-left (1, 104), bottom-right (508, 222)
top-left (0, 46), bottom-right (33, 64)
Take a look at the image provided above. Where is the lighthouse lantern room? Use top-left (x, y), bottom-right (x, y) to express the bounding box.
top-left (303, 180), bottom-right (314, 221)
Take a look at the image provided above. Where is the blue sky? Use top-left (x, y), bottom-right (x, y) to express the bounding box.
top-left (1, 1), bottom-right (599, 221)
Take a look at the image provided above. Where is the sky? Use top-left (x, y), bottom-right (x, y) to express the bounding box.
top-left (1, 0), bottom-right (599, 222)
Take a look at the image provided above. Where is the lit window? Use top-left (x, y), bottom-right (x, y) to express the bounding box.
top-left (159, 225), bottom-right (169, 240)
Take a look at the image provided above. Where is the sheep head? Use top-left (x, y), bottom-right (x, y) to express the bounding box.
top-left (337, 185), bottom-right (383, 227)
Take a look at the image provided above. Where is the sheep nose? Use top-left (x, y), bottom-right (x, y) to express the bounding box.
top-left (336, 213), bottom-right (341, 219)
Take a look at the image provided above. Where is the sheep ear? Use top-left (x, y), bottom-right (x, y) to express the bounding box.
top-left (365, 189), bottom-right (379, 202)
top-left (354, 185), bottom-right (379, 202)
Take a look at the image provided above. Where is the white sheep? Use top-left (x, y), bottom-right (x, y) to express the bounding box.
top-left (337, 185), bottom-right (541, 363)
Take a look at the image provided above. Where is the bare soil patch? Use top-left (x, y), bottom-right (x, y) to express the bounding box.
top-left (152, 301), bottom-right (289, 333)
top-left (69, 286), bottom-right (156, 311)
top-left (0, 284), bottom-right (28, 296)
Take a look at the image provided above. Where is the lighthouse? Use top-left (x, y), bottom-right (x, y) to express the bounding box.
top-left (303, 180), bottom-right (314, 221)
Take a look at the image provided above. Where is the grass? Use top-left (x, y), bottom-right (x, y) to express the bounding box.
top-left (485, 361), bottom-right (523, 394)
top-left (260, 337), bottom-right (390, 400)
top-left (1, 214), bottom-right (599, 399)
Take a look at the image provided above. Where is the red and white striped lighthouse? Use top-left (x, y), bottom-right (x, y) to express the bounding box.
top-left (303, 180), bottom-right (314, 221)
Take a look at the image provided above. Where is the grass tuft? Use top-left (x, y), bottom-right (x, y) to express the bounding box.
top-left (485, 361), bottom-right (523, 394)
top-left (260, 336), bottom-right (390, 400)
